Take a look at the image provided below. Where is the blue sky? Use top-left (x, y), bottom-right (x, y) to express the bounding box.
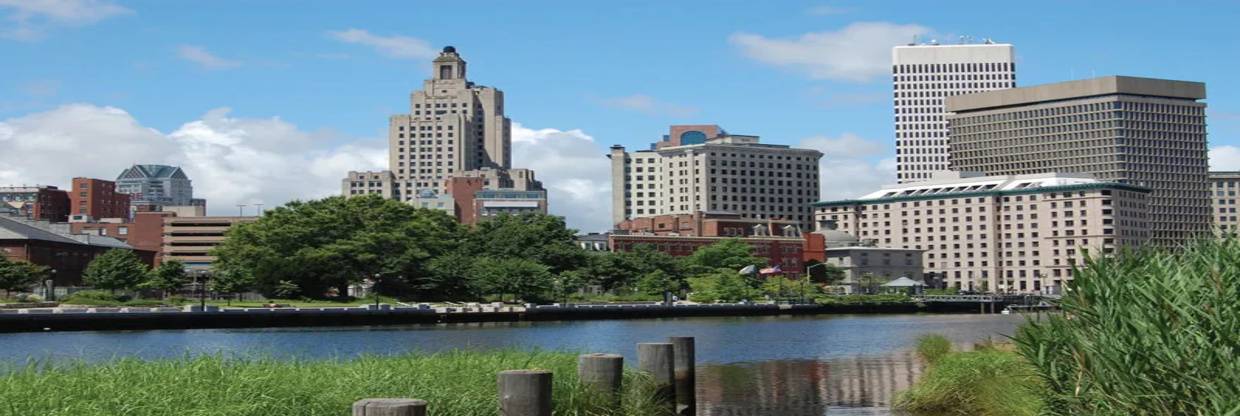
top-left (2, 0), bottom-right (1238, 232)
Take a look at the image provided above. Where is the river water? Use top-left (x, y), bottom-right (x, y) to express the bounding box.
top-left (0, 313), bottom-right (1025, 415)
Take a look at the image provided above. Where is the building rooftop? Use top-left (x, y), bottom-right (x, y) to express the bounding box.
top-left (118, 164), bottom-right (189, 181)
top-left (0, 215), bottom-right (133, 249)
top-left (814, 172), bottom-right (1150, 207)
top-left (946, 75), bottom-right (1206, 112)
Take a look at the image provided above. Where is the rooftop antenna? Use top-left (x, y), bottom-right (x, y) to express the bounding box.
top-left (910, 34), bottom-right (918, 46)
top-left (237, 204), bottom-right (247, 217)
top-left (959, 35), bottom-right (966, 44)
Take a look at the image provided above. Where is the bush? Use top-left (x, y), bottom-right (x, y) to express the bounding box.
top-left (62, 290), bottom-right (160, 307)
top-left (894, 349), bottom-right (1044, 416)
top-left (914, 334), bottom-right (952, 365)
top-left (1015, 239), bottom-right (1240, 415)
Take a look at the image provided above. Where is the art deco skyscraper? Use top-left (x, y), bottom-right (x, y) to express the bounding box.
top-left (387, 46), bottom-right (512, 200)
top-left (893, 41), bottom-right (1016, 183)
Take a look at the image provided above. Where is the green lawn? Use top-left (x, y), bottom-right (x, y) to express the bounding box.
top-left (0, 350), bottom-right (666, 416)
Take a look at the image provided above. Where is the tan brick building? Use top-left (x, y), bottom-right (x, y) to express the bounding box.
top-left (1210, 171), bottom-right (1240, 233)
top-left (946, 76), bottom-right (1209, 246)
top-left (609, 125), bottom-right (822, 230)
top-left (814, 172), bottom-right (1151, 293)
top-left (162, 216), bottom-right (256, 270)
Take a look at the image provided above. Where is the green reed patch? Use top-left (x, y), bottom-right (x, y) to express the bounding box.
top-left (0, 350), bottom-right (667, 416)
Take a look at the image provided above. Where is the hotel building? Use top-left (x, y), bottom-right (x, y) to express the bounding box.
top-left (814, 172), bottom-right (1151, 293)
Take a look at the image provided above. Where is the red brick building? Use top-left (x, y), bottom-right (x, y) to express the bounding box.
top-left (0, 186), bottom-right (70, 222)
top-left (1, 215), bottom-right (156, 286)
top-left (69, 178), bottom-right (130, 221)
top-left (70, 211), bottom-right (172, 265)
top-left (610, 211), bottom-right (815, 277)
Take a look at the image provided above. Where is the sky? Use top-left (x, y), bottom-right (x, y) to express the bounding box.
top-left (2, 0), bottom-right (1240, 232)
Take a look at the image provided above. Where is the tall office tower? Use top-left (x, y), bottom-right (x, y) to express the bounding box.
top-left (115, 164), bottom-right (196, 210)
top-left (1209, 171), bottom-right (1240, 233)
top-left (608, 125), bottom-right (822, 230)
top-left (893, 41), bottom-right (1016, 183)
top-left (389, 46), bottom-right (512, 201)
top-left (947, 76), bottom-right (1210, 246)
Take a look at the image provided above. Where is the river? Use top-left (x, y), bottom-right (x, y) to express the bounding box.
top-left (0, 313), bottom-right (1025, 415)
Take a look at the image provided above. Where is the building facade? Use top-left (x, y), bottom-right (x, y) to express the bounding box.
top-left (1210, 171), bottom-right (1240, 233)
top-left (823, 247), bottom-right (925, 292)
top-left (609, 234), bottom-right (809, 278)
top-left (1, 214), bottom-right (155, 286)
top-left (116, 164), bottom-right (197, 211)
top-left (609, 125), bottom-right (822, 230)
top-left (161, 216), bottom-right (256, 270)
top-left (342, 170), bottom-right (398, 198)
top-left (70, 211), bottom-right (172, 265)
top-left (946, 76), bottom-right (1210, 246)
top-left (893, 41), bottom-right (1016, 183)
top-left (69, 177), bottom-right (130, 221)
top-left (615, 211), bottom-right (802, 238)
top-left (388, 46), bottom-right (512, 200)
top-left (0, 186), bottom-right (69, 222)
top-left (814, 172), bottom-right (1152, 293)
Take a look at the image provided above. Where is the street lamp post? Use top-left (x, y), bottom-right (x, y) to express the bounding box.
top-left (804, 263), bottom-right (829, 304)
top-left (45, 268), bottom-right (56, 302)
top-left (372, 273), bottom-right (381, 309)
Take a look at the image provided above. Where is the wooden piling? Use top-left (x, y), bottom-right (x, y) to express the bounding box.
top-left (577, 353), bottom-right (623, 405)
top-left (637, 342), bottom-right (676, 411)
top-left (351, 398), bottom-right (427, 416)
top-left (498, 369), bottom-right (553, 416)
top-left (669, 336), bottom-right (696, 415)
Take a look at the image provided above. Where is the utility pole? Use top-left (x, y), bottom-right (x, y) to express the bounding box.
top-left (236, 204), bottom-right (247, 217)
top-left (254, 203), bottom-right (263, 216)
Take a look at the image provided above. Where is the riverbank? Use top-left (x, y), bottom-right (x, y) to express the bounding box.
top-left (895, 337), bottom-right (1044, 416)
top-left (0, 300), bottom-right (1014, 332)
top-left (0, 350), bottom-right (663, 416)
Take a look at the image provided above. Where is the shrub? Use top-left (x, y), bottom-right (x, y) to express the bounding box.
top-left (894, 349), bottom-right (1044, 416)
top-left (1014, 239), bottom-right (1240, 415)
top-left (914, 334), bottom-right (952, 365)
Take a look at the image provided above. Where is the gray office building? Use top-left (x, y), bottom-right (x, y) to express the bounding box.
top-left (116, 164), bottom-right (198, 210)
top-left (946, 76), bottom-right (1209, 246)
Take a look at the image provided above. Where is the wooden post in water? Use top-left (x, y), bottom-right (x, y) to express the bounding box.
top-left (498, 370), bottom-right (553, 416)
top-left (669, 336), bottom-right (696, 415)
top-left (577, 353), bottom-right (624, 405)
top-left (352, 398), bottom-right (427, 416)
top-left (637, 342), bottom-right (676, 412)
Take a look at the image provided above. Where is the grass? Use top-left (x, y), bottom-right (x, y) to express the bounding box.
top-left (913, 334), bottom-right (952, 365)
top-left (0, 350), bottom-right (668, 416)
top-left (1014, 238), bottom-right (1240, 416)
top-left (894, 343), bottom-right (1045, 416)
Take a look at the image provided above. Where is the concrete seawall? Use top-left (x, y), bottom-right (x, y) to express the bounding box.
top-left (0, 302), bottom-right (1000, 333)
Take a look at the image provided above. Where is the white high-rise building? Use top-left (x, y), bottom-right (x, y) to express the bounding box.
top-left (893, 41), bottom-right (1016, 183)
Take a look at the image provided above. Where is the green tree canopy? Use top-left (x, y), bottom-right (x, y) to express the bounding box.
top-left (472, 256), bottom-right (553, 303)
top-left (0, 257), bottom-right (49, 294)
top-left (806, 260), bottom-right (846, 285)
top-left (464, 213), bottom-right (587, 275)
top-left (682, 238), bottom-right (767, 275)
top-left (142, 260), bottom-right (190, 294)
top-left (82, 249), bottom-right (150, 292)
top-left (212, 195), bottom-right (463, 299)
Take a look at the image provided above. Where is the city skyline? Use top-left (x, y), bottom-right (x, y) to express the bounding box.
top-left (3, 1), bottom-right (1240, 232)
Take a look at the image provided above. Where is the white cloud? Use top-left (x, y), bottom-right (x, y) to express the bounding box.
top-left (600, 94), bottom-right (699, 118)
top-left (1210, 146), bottom-right (1240, 171)
top-left (0, 0), bottom-right (130, 40)
top-left (0, 104), bottom-right (387, 215)
top-left (177, 45), bottom-right (242, 70)
top-left (327, 29), bottom-right (436, 60)
top-left (729, 22), bottom-right (930, 82)
top-left (798, 133), bottom-right (895, 201)
top-left (511, 123), bottom-right (612, 233)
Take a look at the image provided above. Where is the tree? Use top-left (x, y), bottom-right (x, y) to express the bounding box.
top-left (464, 213), bottom-right (588, 275)
top-left (212, 195), bottom-right (463, 299)
top-left (0, 257), bottom-right (48, 296)
top-left (472, 257), bottom-right (553, 303)
top-left (82, 249), bottom-right (150, 292)
top-left (142, 260), bottom-right (190, 297)
top-left (208, 269), bottom-right (255, 305)
top-left (682, 239), bottom-right (766, 276)
top-left (806, 260), bottom-right (846, 285)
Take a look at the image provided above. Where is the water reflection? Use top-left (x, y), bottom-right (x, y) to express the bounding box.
top-left (699, 351), bottom-right (921, 416)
